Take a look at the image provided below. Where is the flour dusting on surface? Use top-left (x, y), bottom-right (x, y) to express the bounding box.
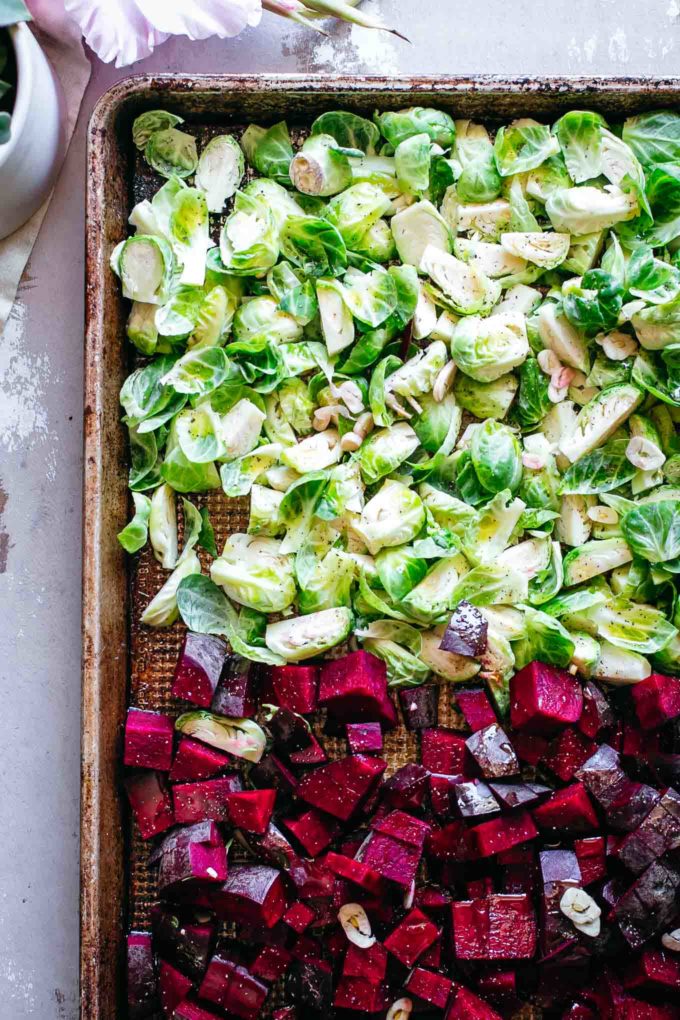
top-left (0, 300), bottom-right (50, 453)
top-left (608, 27), bottom-right (629, 62)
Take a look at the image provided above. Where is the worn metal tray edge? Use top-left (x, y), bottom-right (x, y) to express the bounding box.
top-left (82, 73), bottom-right (680, 1020)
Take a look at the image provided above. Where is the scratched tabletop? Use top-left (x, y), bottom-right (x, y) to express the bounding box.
top-left (1, 1), bottom-right (680, 1015)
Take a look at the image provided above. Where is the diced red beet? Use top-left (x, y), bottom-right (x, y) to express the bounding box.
top-left (289, 734), bottom-right (327, 766)
top-left (513, 731), bottom-right (549, 765)
top-left (173, 775), bottom-right (242, 824)
top-left (510, 661), bottom-right (583, 735)
top-left (127, 932), bottom-right (158, 1019)
top-left (477, 970), bottom-right (518, 1009)
top-left (250, 753), bottom-right (299, 793)
top-left (359, 830), bottom-right (423, 888)
top-left (199, 952), bottom-right (269, 1019)
top-left (538, 849), bottom-right (582, 956)
top-left (281, 808), bottom-right (339, 858)
top-left (264, 665), bottom-right (319, 715)
top-left (333, 975), bottom-right (390, 1012)
top-left (152, 908), bottom-right (215, 982)
top-left (577, 680), bottom-right (615, 739)
top-left (399, 684), bottom-right (439, 730)
top-left (454, 780), bottom-right (500, 818)
top-left (623, 947), bottom-right (680, 991)
top-left (211, 655), bottom-right (257, 718)
top-left (429, 773), bottom-right (464, 816)
top-left (573, 836), bottom-right (606, 886)
top-left (405, 967), bottom-right (453, 1009)
top-left (208, 865), bottom-right (287, 928)
top-left (251, 944), bottom-right (292, 983)
top-left (319, 650), bottom-right (397, 728)
top-left (542, 727), bottom-right (596, 782)
top-left (346, 721), bottom-right (383, 754)
top-left (421, 727), bottom-right (469, 774)
top-left (173, 632), bottom-right (227, 707)
top-left (282, 901), bottom-right (316, 934)
top-left (466, 723), bottom-right (519, 778)
top-left (631, 673), bottom-right (680, 730)
top-left (419, 936), bottom-right (442, 969)
top-left (158, 960), bottom-right (193, 1018)
top-left (489, 780), bottom-right (550, 811)
top-left (124, 708), bottom-right (174, 771)
top-left (426, 821), bottom-right (473, 862)
top-left (414, 884), bottom-right (453, 915)
top-left (452, 893), bottom-right (536, 959)
top-left (157, 821), bottom-right (228, 893)
top-left (384, 907), bottom-right (439, 966)
top-left (440, 600), bottom-right (488, 656)
top-left (533, 782), bottom-right (598, 834)
top-left (297, 754), bottom-right (387, 821)
top-left (169, 737), bottom-right (232, 782)
top-left (174, 999), bottom-right (225, 1020)
top-left (446, 984), bottom-right (503, 1020)
top-left (470, 810), bottom-right (538, 858)
top-left (343, 941), bottom-right (387, 984)
top-left (383, 763), bottom-right (429, 810)
top-left (614, 787), bottom-right (680, 874)
top-left (456, 687), bottom-right (497, 732)
top-left (575, 744), bottom-right (629, 807)
top-left (622, 722), bottom-right (661, 758)
top-left (266, 706), bottom-right (314, 756)
top-left (124, 770), bottom-right (174, 839)
top-left (227, 789), bottom-right (276, 834)
top-left (614, 856), bottom-right (680, 949)
top-left (371, 809), bottom-right (431, 847)
top-left (325, 852), bottom-right (385, 895)
top-left (607, 780), bottom-right (661, 832)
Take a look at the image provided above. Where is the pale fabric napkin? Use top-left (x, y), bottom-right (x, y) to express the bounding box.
top-left (0, 5), bottom-right (90, 333)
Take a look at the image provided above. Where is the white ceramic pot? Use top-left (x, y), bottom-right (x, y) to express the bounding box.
top-left (0, 22), bottom-right (67, 239)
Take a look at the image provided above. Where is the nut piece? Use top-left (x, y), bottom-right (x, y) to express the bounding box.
top-left (626, 435), bottom-right (666, 471)
top-left (332, 379), bottom-right (365, 415)
top-left (587, 505), bottom-right (619, 525)
top-left (403, 879), bottom-right (416, 910)
top-left (313, 405), bottom-right (342, 431)
top-left (559, 887), bottom-right (601, 938)
top-left (432, 360), bottom-right (457, 402)
top-left (596, 330), bottom-right (638, 361)
top-left (387, 1000), bottom-right (413, 1020)
top-left (661, 928), bottom-right (680, 953)
top-left (538, 348), bottom-right (561, 375)
top-left (338, 903), bottom-right (376, 948)
top-left (340, 431), bottom-right (363, 453)
top-left (354, 412), bottom-right (375, 439)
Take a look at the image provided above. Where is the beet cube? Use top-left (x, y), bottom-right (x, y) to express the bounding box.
top-left (359, 831), bottom-right (422, 888)
top-left (324, 852), bottom-right (385, 895)
top-left (382, 763), bottom-right (429, 810)
top-left (429, 773), bottom-right (464, 816)
top-left (173, 774), bottom-right (242, 825)
top-left (631, 673), bottom-right (680, 730)
top-left (399, 684), bottom-right (439, 730)
top-left (533, 782), bottom-right (598, 834)
top-left (169, 737), bottom-right (232, 782)
top-left (470, 810), bottom-right (537, 858)
top-left (440, 600), bottom-right (488, 656)
top-left (542, 727), bottom-right (596, 782)
top-left (124, 770), bottom-right (174, 839)
top-left (510, 661), bottom-right (583, 734)
top-left (384, 907), bottom-right (439, 967)
top-left (446, 984), bottom-right (503, 1019)
top-left (513, 731), bottom-right (549, 765)
top-left (200, 955), bottom-right (269, 1019)
top-left (421, 727), bottom-right (469, 774)
top-left (297, 754), bottom-right (387, 821)
top-left (343, 941), bottom-right (387, 983)
top-left (578, 680), bottom-right (615, 738)
top-left (158, 960), bottom-right (193, 1018)
top-left (152, 909), bottom-right (215, 982)
top-left (575, 743), bottom-right (630, 809)
top-left (607, 781), bottom-right (661, 833)
top-left (489, 781), bottom-right (550, 811)
top-left (289, 734), bottom-right (327, 766)
top-left (157, 820), bottom-right (228, 893)
top-left (173, 632), bottom-right (227, 707)
top-left (452, 893), bottom-right (536, 959)
top-left (250, 753), bottom-right (298, 793)
top-left (124, 708), bottom-right (174, 771)
top-left (454, 780), bottom-right (500, 818)
top-left (456, 687), bottom-right (497, 732)
top-left (426, 821), bottom-right (473, 862)
top-left (281, 808), bottom-right (339, 858)
top-left (283, 901), bottom-right (315, 934)
top-left (174, 999), bottom-right (224, 1020)
top-left (346, 721), bottom-right (383, 754)
top-left (209, 865), bottom-right (287, 928)
top-left (212, 655), bottom-right (257, 718)
top-left (333, 976), bottom-right (389, 1012)
top-left (227, 789), bottom-right (276, 834)
top-left (623, 947), bottom-right (680, 991)
top-left (573, 836), bottom-right (606, 886)
top-left (466, 723), bottom-right (519, 778)
top-left (614, 787), bottom-right (680, 874)
top-left (614, 857), bottom-right (680, 948)
top-left (319, 650), bottom-right (396, 728)
top-left (127, 932), bottom-right (158, 1019)
top-left (251, 944), bottom-right (292, 983)
top-left (538, 849), bottom-right (582, 956)
top-left (405, 967), bottom-right (453, 1009)
top-left (371, 809), bottom-right (431, 847)
top-left (265, 665), bottom-right (319, 714)
top-left (414, 884), bottom-right (452, 915)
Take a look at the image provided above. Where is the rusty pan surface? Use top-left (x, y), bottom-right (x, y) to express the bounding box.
top-left (82, 73), bottom-right (680, 1019)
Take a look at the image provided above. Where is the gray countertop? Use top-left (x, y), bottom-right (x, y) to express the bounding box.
top-left (1, 1), bottom-right (679, 1015)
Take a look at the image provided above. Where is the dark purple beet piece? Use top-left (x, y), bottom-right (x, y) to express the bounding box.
top-left (264, 665), bottom-right (319, 714)
top-left (532, 783), bottom-right (598, 834)
top-left (289, 733), bottom-right (327, 766)
top-left (200, 953), bottom-right (269, 1019)
top-left (510, 661), bottom-right (583, 735)
top-left (157, 820), bottom-right (227, 893)
top-left (574, 836), bottom-right (606, 886)
top-left (227, 789), bottom-right (276, 834)
top-left (454, 780), bottom-right (500, 818)
top-left (466, 723), bottom-right (519, 778)
top-left (359, 830), bottom-right (423, 888)
top-left (169, 737), bottom-right (232, 782)
top-left (152, 908), bottom-right (215, 982)
top-left (542, 727), bottom-right (596, 782)
top-left (172, 632), bottom-right (227, 707)
top-left (538, 849), bottom-right (582, 956)
top-left (446, 985), bottom-right (504, 1019)
top-left (209, 864), bottom-right (287, 928)
top-left (127, 932), bottom-right (158, 1019)
top-left (266, 706), bottom-right (313, 755)
top-left (429, 772), bottom-right (465, 816)
top-left (158, 960), bottom-right (193, 1018)
top-left (346, 721), bottom-right (383, 754)
top-left (440, 600), bottom-right (488, 656)
top-left (318, 650), bottom-right (397, 728)
top-left (399, 684), bottom-right (439, 730)
top-left (489, 781), bottom-right (550, 811)
top-left (452, 894), bottom-right (536, 959)
top-left (606, 780), bottom-right (661, 832)
top-left (614, 787), bottom-right (680, 874)
top-left (405, 967), bottom-right (452, 1009)
top-left (174, 998), bottom-right (224, 1020)
top-left (124, 708), bottom-right (174, 771)
top-left (211, 655), bottom-right (257, 718)
top-left (250, 753), bottom-right (298, 793)
top-left (631, 673), bottom-right (680, 730)
top-left (251, 944), bottom-right (292, 983)
top-left (371, 808), bottom-right (431, 847)
top-left (333, 976), bottom-right (389, 1012)
top-left (575, 743), bottom-right (628, 807)
top-left (124, 770), bottom-right (174, 839)
top-left (384, 907), bottom-right (439, 966)
top-left (421, 727), bottom-right (469, 774)
top-left (382, 763), bottom-right (429, 810)
top-left (296, 754), bottom-right (387, 821)
top-left (578, 680), bottom-right (615, 739)
top-left (173, 774), bottom-right (243, 824)
top-left (613, 856), bottom-right (680, 948)
top-left (456, 687), bottom-right (497, 732)
top-left (281, 808), bottom-right (339, 858)
top-left (471, 811), bottom-right (538, 858)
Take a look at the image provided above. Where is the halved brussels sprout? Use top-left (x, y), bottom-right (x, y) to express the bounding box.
top-left (127, 301), bottom-right (159, 354)
top-left (559, 383), bottom-right (643, 463)
top-left (175, 711), bottom-right (267, 762)
top-left (248, 484), bottom-right (285, 537)
top-left (317, 278), bottom-right (355, 355)
top-left (536, 302), bottom-right (590, 374)
top-left (545, 184), bottom-right (639, 234)
top-left (390, 200), bottom-right (452, 269)
top-left (233, 295), bottom-right (303, 345)
top-left (456, 198), bottom-right (512, 239)
top-left (219, 191), bottom-right (279, 276)
top-left (141, 550), bottom-right (201, 627)
top-left (265, 606), bottom-right (353, 661)
top-left (354, 480), bottom-right (426, 556)
top-left (500, 231), bottom-right (570, 270)
top-left (422, 246), bottom-right (500, 317)
top-left (149, 483), bottom-right (178, 569)
top-left (110, 235), bottom-right (174, 305)
top-left (454, 238), bottom-right (527, 280)
top-left (211, 534), bottom-right (296, 613)
top-left (132, 110), bottom-right (184, 150)
top-left (326, 182), bottom-right (393, 248)
top-left (196, 134), bottom-right (245, 213)
top-left (281, 430), bottom-right (342, 474)
top-left (402, 557), bottom-right (463, 624)
top-left (563, 537), bottom-right (633, 586)
top-left (451, 312), bottom-right (529, 382)
top-left (591, 640), bottom-right (651, 684)
top-left (554, 494), bottom-right (594, 547)
top-left (290, 134), bottom-right (352, 196)
top-left (453, 373), bottom-right (518, 420)
top-left (357, 422), bottom-right (420, 485)
top-left (145, 127), bottom-right (198, 179)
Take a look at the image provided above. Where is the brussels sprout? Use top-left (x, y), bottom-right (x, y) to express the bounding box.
top-left (454, 372), bottom-right (518, 420)
top-left (451, 563), bottom-right (529, 606)
top-left (118, 492), bottom-right (152, 554)
top-left (265, 606), bottom-right (353, 661)
top-left (176, 710), bottom-right (267, 762)
top-left (591, 640), bottom-right (652, 684)
top-left (412, 392), bottom-right (462, 454)
top-left (494, 118), bottom-right (560, 176)
top-left (514, 606), bottom-right (575, 670)
top-left (632, 295), bottom-right (680, 350)
top-left (418, 626), bottom-right (480, 682)
top-left (110, 235), bottom-right (174, 305)
top-left (395, 133), bottom-right (431, 195)
top-left (145, 127), bottom-right (198, 179)
top-left (422, 247), bottom-right (500, 317)
top-left (167, 188), bottom-right (212, 287)
top-left (620, 498), bottom-right (680, 568)
top-left (412, 282), bottom-right (438, 340)
top-left (545, 184), bottom-right (639, 234)
top-left (500, 231), bottom-right (570, 270)
top-left (316, 278), bottom-right (355, 355)
top-left (211, 534), bottom-right (296, 613)
top-left (391, 200), bottom-right (452, 269)
top-left (562, 232), bottom-right (606, 275)
top-left (563, 537), bottom-right (633, 586)
top-left (536, 302), bottom-right (590, 373)
top-left (219, 443), bottom-right (281, 497)
top-left (290, 134), bottom-right (352, 196)
top-left (354, 479), bottom-right (426, 556)
top-left (554, 494), bottom-right (593, 547)
top-left (296, 546), bottom-right (356, 615)
top-left (470, 420), bottom-right (522, 495)
top-left (242, 178), bottom-right (305, 231)
top-left (132, 110), bottom-right (184, 150)
top-left (281, 430), bottom-right (341, 474)
top-left (248, 484), bottom-right (285, 537)
top-left (219, 191), bottom-right (279, 276)
top-left (525, 154), bottom-right (573, 203)
top-left (311, 110), bottom-right (380, 154)
top-left (352, 219), bottom-right (397, 262)
top-left (456, 198), bottom-right (512, 239)
top-left (279, 378), bottom-right (315, 436)
top-left (559, 383), bottom-right (643, 463)
top-left (127, 301), bottom-right (159, 355)
top-left (451, 312), bottom-right (529, 382)
top-left (233, 296), bottom-right (303, 345)
top-left (357, 422), bottom-right (420, 485)
top-left (419, 483), bottom-right (479, 535)
top-left (149, 483), bottom-right (178, 568)
top-left (454, 238), bottom-right (527, 281)
top-left (348, 154), bottom-right (400, 196)
top-left (553, 110), bottom-right (606, 182)
top-left (281, 215), bottom-right (348, 278)
top-left (462, 490), bottom-right (526, 566)
top-left (361, 631), bottom-right (431, 687)
top-left (141, 549), bottom-right (202, 627)
top-left (591, 596), bottom-right (677, 655)
top-left (343, 268), bottom-right (398, 327)
top-left (496, 283), bottom-right (542, 317)
top-left (241, 121), bottom-right (293, 182)
top-left (375, 545), bottom-right (427, 601)
top-left (326, 182), bottom-right (392, 249)
top-left (562, 270), bottom-right (623, 338)
top-left (196, 134), bottom-right (245, 213)
top-left (402, 556), bottom-right (463, 623)
top-left (377, 107), bottom-right (456, 149)
top-left (384, 341), bottom-right (449, 414)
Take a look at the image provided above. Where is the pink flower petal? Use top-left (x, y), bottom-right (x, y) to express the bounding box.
top-left (65, 0), bottom-right (169, 65)
top-left (135, 0), bottom-right (262, 37)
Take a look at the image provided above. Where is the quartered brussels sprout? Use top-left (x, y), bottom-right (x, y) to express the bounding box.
top-left (391, 200), bottom-right (452, 269)
top-left (196, 134), bottom-right (245, 213)
top-left (354, 480), bottom-right (426, 556)
top-left (219, 191), bottom-right (279, 276)
top-left (546, 184), bottom-right (639, 234)
top-left (265, 607), bottom-right (353, 661)
top-left (422, 246), bottom-right (500, 316)
top-left (451, 312), bottom-right (529, 382)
